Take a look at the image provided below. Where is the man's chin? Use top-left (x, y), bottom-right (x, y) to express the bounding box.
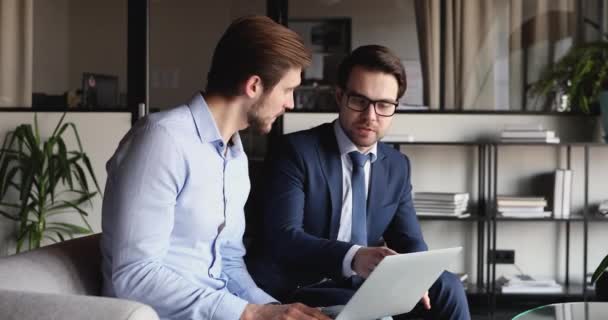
top-left (252, 122), bottom-right (273, 135)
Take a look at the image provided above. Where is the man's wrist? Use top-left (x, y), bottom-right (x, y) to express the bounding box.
top-left (343, 245), bottom-right (362, 276)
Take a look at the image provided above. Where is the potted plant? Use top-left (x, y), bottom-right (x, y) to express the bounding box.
top-left (592, 254), bottom-right (608, 301)
top-left (0, 114), bottom-right (101, 253)
top-left (530, 20), bottom-right (608, 142)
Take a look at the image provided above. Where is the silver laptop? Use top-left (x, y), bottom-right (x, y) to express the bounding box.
top-left (322, 247), bottom-right (462, 320)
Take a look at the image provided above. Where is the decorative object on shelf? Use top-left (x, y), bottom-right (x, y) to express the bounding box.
top-left (0, 114), bottom-right (101, 253)
top-left (599, 199), bottom-right (608, 217)
top-left (530, 20), bottom-right (608, 142)
top-left (591, 254), bottom-right (608, 301)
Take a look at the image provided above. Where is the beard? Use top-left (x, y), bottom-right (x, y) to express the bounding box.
top-left (247, 97), bottom-right (274, 134)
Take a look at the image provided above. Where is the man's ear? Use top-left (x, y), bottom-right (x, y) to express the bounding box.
top-left (335, 87), bottom-right (343, 106)
top-left (244, 75), bottom-right (263, 99)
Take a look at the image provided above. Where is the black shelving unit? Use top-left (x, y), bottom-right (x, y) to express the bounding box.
top-left (391, 141), bottom-right (490, 312)
top-left (486, 142), bottom-right (608, 318)
top-left (387, 140), bottom-right (608, 318)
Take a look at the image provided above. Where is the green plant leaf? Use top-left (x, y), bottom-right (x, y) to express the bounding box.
top-left (43, 234), bottom-right (59, 243)
top-left (591, 254), bottom-right (608, 284)
top-left (47, 192), bottom-right (96, 213)
top-left (33, 114), bottom-right (41, 147)
top-left (47, 222), bottom-right (91, 235)
top-left (82, 154), bottom-right (101, 195)
top-left (1, 114), bottom-right (98, 252)
top-left (51, 113), bottom-right (67, 138)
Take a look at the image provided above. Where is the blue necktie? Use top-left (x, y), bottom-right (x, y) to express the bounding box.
top-left (348, 151), bottom-right (369, 246)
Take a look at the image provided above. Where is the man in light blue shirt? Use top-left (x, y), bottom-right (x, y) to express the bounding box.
top-left (101, 16), bottom-right (329, 320)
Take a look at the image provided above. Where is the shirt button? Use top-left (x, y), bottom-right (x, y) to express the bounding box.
top-left (218, 142), bottom-right (224, 147)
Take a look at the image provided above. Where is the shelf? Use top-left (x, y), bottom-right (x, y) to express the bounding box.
top-left (287, 109), bottom-right (596, 116)
top-left (496, 284), bottom-right (586, 298)
top-left (1, 106), bottom-right (134, 113)
top-left (389, 141), bottom-right (482, 146)
top-left (494, 217), bottom-right (584, 222)
top-left (418, 215), bottom-right (481, 221)
top-left (494, 142), bottom-right (608, 146)
top-left (493, 215), bottom-right (608, 222)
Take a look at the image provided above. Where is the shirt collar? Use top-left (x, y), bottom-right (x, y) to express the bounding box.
top-left (333, 120), bottom-right (378, 163)
top-left (188, 92), bottom-right (244, 157)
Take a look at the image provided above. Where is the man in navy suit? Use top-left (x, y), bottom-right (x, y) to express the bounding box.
top-left (247, 45), bottom-right (470, 319)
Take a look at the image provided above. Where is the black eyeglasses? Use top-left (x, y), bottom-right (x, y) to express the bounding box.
top-left (344, 91), bottom-right (398, 117)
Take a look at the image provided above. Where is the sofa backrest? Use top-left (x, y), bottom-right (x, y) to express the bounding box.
top-left (0, 233), bottom-right (102, 295)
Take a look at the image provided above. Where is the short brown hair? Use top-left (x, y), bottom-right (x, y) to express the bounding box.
top-left (206, 15), bottom-right (311, 96)
top-left (337, 45), bottom-right (406, 99)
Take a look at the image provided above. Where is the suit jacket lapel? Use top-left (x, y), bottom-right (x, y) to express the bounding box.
top-left (367, 145), bottom-right (388, 242)
top-left (317, 124), bottom-right (343, 240)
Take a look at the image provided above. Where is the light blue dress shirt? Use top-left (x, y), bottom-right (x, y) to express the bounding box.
top-left (101, 93), bottom-right (277, 320)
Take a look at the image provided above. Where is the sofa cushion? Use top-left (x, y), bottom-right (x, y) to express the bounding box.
top-left (0, 234), bottom-right (101, 295)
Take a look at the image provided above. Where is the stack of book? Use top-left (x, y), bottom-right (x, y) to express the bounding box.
top-left (414, 192), bottom-right (470, 218)
top-left (500, 125), bottom-right (560, 144)
top-left (498, 274), bottom-right (563, 294)
top-left (497, 196), bottom-right (551, 218)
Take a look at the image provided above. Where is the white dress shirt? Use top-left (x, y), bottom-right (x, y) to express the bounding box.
top-left (333, 120), bottom-right (378, 277)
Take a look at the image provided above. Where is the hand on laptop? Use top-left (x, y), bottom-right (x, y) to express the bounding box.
top-left (421, 291), bottom-right (431, 310)
top-left (352, 246), bottom-right (398, 278)
top-left (241, 303), bottom-right (332, 320)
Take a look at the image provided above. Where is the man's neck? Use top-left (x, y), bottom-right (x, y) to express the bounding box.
top-left (204, 93), bottom-right (248, 144)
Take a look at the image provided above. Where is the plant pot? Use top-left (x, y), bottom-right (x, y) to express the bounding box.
top-left (597, 272), bottom-right (608, 301)
top-left (600, 91), bottom-right (608, 143)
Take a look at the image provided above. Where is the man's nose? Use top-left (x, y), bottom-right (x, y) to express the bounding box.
top-left (362, 102), bottom-right (378, 120)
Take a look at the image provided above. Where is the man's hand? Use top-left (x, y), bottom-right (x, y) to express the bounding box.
top-left (421, 291), bottom-right (431, 310)
top-left (241, 303), bottom-right (331, 320)
top-left (352, 247), bottom-right (397, 278)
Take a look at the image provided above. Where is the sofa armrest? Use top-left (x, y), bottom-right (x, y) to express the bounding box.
top-left (0, 289), bottom-right (159, 320)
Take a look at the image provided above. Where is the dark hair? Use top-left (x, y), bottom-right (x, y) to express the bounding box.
top-left (206, 15), bottom-right (311, 96)
top-left (337, 45), bottom-right (406, 99)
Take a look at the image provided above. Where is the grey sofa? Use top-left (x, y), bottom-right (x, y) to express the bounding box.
top-left (0, 233), bottom-right (158, 320)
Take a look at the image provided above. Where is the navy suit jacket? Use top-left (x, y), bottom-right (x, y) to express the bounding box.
top-left (247, 122), bottom-right (427, 299)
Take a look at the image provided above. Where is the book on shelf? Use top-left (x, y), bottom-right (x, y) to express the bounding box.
top-left (416, 212), bottom-right (471, 218)
top-left (553, 170), bottom-right (565, 219)
top-left (551, 169), bottom-right (573, 219)
top-left (498, 206), bottom-right (545, 213)
top-left (414, 192), bottom-right (469, 202)
top-left (414, 200), bottom-right (468, 209)
top-left (415, 208), bottom-right (468, 214)
top-left (498, 274), bottom-right (563, 294)
top-left (501, 136), bottom-right (561, 144)
top-left (499, 211), bottom-right (552, 218)
top-left (503, 124), bottom-right (545, 131)
top-left (501, 130), bottom-right (555, 139)
top-left (497, 196), bottom-right (547, 207)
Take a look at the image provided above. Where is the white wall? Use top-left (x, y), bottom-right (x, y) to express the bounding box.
top-left (0, 112), bottom-right (131, 255)
top-left (284, 112), bottom-right (608, 284)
